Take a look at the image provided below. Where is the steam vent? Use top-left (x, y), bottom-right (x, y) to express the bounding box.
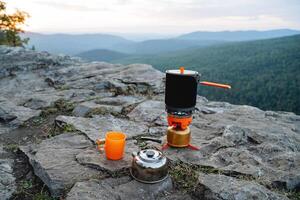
top-left (0, 46), bottom-right (299, 200)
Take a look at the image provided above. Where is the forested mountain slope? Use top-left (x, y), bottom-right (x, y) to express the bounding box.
top-left (113, 34), bottom-right (300, 114)
top-left (76, 49), bottom-right (129, 62)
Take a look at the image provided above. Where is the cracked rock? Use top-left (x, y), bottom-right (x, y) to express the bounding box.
top-left (66, 176), bottom-right (173, 200)
top-left (194, 173), bottom-right (289, 200)
top-left (56, 115), bottom-right (148, 142)
top-left (20, 133), bottom-right (100, 197)
top-left (0, 146), bottom-right (16, 200)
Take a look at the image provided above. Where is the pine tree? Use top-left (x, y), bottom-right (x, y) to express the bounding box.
top-left (0, 1), bottom-right (29, 46)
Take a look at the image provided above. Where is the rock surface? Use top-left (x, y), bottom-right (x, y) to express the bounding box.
top-left (0, 46), bottom-right (299, 199)
top-left (66, 176), bottom-right (173, 200)
top-left (194, 173), bottom-right (289, 200)
top-left (0, 146), bottom-right (16, 200)
top-left (56, 115), bottom-right (149, 141)
top-left (20, 133), bottom-right (100, 197)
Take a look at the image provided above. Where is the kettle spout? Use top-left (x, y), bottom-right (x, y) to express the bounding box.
top-left (132, 151), bottom-right (137, 157)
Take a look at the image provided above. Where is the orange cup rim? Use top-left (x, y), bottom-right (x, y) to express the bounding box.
top-left (105, 131), bottom-right (126, 140)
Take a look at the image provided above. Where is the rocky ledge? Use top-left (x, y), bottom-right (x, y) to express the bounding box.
top-left (0, 46), bottom-right (299, 200)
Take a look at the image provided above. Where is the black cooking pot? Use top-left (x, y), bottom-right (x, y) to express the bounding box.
top-left (165, 69), bottom-right (200, 113)
top-left (165, 68), bottom-right (231, 113)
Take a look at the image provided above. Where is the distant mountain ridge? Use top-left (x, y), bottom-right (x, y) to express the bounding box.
top-left (22, 32), bottom-right (133, 55)
top-left (22, 29), bottom-right (300, 56)
top-left (76, 49), bottom-right (129, 62)
top-left (178, 29), bottom-right (300, 41)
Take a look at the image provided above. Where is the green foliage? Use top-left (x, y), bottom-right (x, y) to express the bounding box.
top-left (0, 1), bottom-right (29, 46)
top-left (114, 35), bottom-right (300, 114)
top-left (61, 124), bottom-right (76, 132)
top-left (40, 107), bottom-right (58, 117)
top-left (4, 143), bottom-right (19, 153)
top-left (169, 161), bottom-right (198, 192)
top-left (54, 99), bottom-right (75, 113)
top-left (33, 193), bottom-right (55, 200)
top-left (20, 180), bottom-right (33, 190)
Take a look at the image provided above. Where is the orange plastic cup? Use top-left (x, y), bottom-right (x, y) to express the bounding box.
top-left (104, 131), bottom-right (126, 160)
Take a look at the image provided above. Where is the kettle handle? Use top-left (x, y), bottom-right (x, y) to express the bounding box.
top-left (95, 139), bottom-right (105, 152)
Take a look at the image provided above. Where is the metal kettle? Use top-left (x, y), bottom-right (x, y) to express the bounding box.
top-left (130, 149), bottom-right (168, 183)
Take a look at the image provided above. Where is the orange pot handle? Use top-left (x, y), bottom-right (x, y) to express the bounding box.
top-left (200, 81), bottom-right (231, 89)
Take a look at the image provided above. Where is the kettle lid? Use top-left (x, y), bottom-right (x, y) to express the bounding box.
top-left (138, 149), bottom-right (164, 163)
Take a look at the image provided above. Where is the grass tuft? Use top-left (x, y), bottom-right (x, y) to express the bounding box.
top-left (169, 161), bottom-right (199, 193)
top-left (4, 144), bottom-right (19, 153)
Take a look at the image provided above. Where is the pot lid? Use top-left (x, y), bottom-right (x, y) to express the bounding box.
top-left (166, 69), bottom-right (199, 76)
top-left (138, 149), bottom-right (163, 163)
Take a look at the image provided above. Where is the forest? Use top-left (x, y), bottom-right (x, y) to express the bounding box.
top-left (113, 35), bottom-right (300, 114)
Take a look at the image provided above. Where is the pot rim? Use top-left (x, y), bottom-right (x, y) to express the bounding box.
top-left (166, 69), bottom-right (201, 76)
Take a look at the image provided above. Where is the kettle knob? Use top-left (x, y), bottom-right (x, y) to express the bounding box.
top-left (146, 150), bottom-right (155, 158)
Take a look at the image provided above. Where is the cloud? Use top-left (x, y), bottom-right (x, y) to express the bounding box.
top-left (6, 0), bottom-right (300, 33)
top-left (32, 0), bottom-right (109, 12)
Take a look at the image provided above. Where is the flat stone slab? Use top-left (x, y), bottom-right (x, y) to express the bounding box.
top-left (76, 140), bottom-right (139, 173)
top-left (56, 115), bottom-right (148, 142)
top-left (111, 64), bottom-right (164, 94)
top-left (128, 100), bottom-right (166, 124)
top-left (73, 101), bottom-right (123, 117)
top-left (194, 173), bottom-right (289, 200)
top-left (20, 133), bottom-right (100, 197)
top-left (73, 95), bottom-right (145, 117)
top-left (95, 95), bottom-right (145, 107)
top-left (0, 146), bottom-right (16, 200)
top-left (66, 176), bottom-right (173, 200)
top-left (0, 101), bottom-right (41, 127)
top-left (0, 124), bottom-right (10, 135)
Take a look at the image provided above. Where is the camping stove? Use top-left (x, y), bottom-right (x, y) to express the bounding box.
top-left (162, 67), bottom-right (231, 150)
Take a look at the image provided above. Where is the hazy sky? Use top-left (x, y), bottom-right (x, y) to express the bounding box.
top-left (4, 0), bottom-right (300, 34)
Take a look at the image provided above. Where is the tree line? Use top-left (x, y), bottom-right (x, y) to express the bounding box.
top-left (0, 1), bottom-right (28, 46)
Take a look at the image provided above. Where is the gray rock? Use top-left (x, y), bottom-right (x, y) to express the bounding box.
top-left (72, 95), bottom-right (144, 117)
top-left (66, 176), bottom-right (173, 200)
top-left (128, 100), bottom-right (166, 124)
top-left (158, 192), bottom-right (193, 200)
top-left (20, 133), bottom-right (100, 197)
top-left (22, 98), bottom-right (49, 110)
top-left (72, 101), bottom-right (123, 117)
top-left (0, 101), bottom-right (41, 127)
top-left (72, 102), bottom-right (96, 117)
top-left (0, 146), bottom-right (16, 200)
top-left (148, 126), bottom-right (167, 136)
top-left (95, 95), bottom-right (145, 114)
top-left (95, 95), bottom-right (144, 106)
top-left (0, 124), bottom-right (11, 135)
top-left (194, 173), bottom-right (289, 200)
top-left (112, 64), bottom-right (164, 94)
top-left (0, 108), bottom-right (17, 123)
top-left (0, 45), bottom-right (163, 137)
top-left (56, 115), bottom-right (148, 142)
